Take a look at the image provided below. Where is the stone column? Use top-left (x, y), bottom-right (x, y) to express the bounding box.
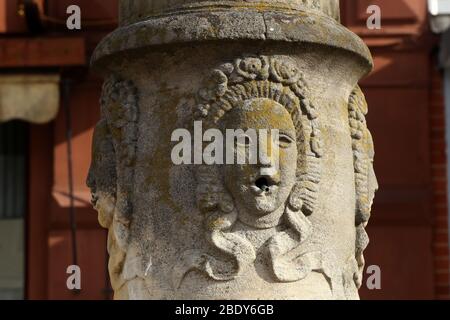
top-left (88, 0), bottom-right (378, 300)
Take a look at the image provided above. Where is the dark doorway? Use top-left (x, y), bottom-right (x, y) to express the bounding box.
top-left (0, 120), bottom-right (28, 299)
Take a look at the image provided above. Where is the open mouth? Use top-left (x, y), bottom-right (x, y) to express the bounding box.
top-left (252, 175), bottom-right (280, 194)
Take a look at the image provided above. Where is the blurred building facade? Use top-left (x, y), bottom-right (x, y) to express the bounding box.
top-left (0, 0), bottom-right (449, 299)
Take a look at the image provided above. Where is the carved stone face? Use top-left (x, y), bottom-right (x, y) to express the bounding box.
top-left (222, 98), bottom-right (298, 228)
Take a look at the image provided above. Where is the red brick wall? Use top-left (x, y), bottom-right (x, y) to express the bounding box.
top-left (430, 64), bottom-right (450, 300)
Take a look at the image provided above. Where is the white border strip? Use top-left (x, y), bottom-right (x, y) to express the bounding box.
top-left (429, 0), bottom-right (450, 16)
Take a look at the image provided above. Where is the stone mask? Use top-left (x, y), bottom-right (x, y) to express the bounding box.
top-left (222, 98), bottom-right (298, 228)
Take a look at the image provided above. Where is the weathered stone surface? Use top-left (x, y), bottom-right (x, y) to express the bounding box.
top-left (91, 0), bottom-right (370, 69)
top-left (88, 0), bottom-right (377, 300)
top-left (119, 0), bottom-right (341, 25)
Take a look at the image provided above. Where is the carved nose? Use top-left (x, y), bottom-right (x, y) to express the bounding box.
top-left (259, 152), bottom-right (273, 167)
top-left (259, 136), bottom-right (278, 167)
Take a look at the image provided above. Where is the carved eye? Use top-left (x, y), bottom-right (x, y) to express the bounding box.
top-left (276, 134), bottom-right (294, 148)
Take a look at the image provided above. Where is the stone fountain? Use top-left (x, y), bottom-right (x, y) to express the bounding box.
top-left (88, 0), bottom-right (377, 300)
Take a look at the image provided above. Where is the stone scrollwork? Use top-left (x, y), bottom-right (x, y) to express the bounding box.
top-left (174, 55), bottom-right (333, 290)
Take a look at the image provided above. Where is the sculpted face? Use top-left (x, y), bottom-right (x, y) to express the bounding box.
top-left (222, 98), bottom-right (298, 228)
